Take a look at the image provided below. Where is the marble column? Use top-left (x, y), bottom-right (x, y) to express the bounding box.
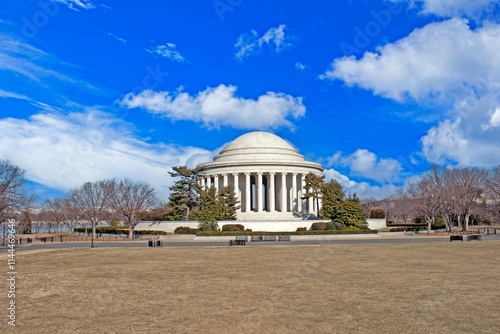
top-left (233, 173), bottom-right (240, 212)
top-left (222, 174), bottom-right (228, 187)
top-left (269, 172), bottom-right (275, 212)
top-left (200, 178), bottom-right (205, 191)
top-left (245, 173), bottom-right (251, 213)
top-left (206, 176), bottom-right (211, 189)
top-left (214, 175), bottom-right (219, 192)
top-left (308, 188), bottom-right (314, 215)
top-left (301, 174), bottom-right (306, 212)
top-left (257, 172), bottom-right (263, 212)
top-left (291, 173), bottom-right (297, 212)
top-left (281, 172), bottom-right (287, 212)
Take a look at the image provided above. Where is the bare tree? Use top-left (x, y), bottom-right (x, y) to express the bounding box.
top-left (406, 166), bottom-right (443, 233)
top-left (442, 167), bottom-right (487, 231)
top-left (44, 198), bottom-right (66, 234)
top-left (109, 178), bottom-right (158, 238)
top-left (62, 197), bottom-right (84, 234)
top-left (70, 179), bottom-right (116, 241)
top-left (485, 166), bottom-right (500, 224)
top-left (388, 191), bottom-right (418, 225)
top-left (0, 160), bottom-right (34, 221)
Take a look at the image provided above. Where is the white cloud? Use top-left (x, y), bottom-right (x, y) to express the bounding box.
top-left (295, 62), bottom-right (306, 70)
top-left (0, 89), bottom-right (30, 101)
top-left (323, 168), bottom-right (399, 199)
top-left (235, 24), bottom-right (290, 60)
top-left (107, 32), bottom-right (127, 45)
top-left (322, 18), bottom-right (500, 167)
top-left (422, 114), bottom-right (500, 166)
top-left (146, 43), bottom-right (188, 63)
top-left (120, 84), bottom-right (305, 130)
top-left (490, 107), bottom-right (500, 127)
top-left (327, 149), bottom-right (402, 183)
top-left (0, 110), bottom-right (212, 200)
top-left (52, 0), bottom-right (96, 11)
top-left (390, 0), bottom-right (500, 19)
top-left (322, 19), bottom-right (500, 102)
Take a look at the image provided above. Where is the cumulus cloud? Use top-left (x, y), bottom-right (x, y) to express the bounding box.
top-left (235, 24), bottom-right (290, 60)
top-left (322, 17), bottom-right (500, 167)
top-left (322, 19), bottom-right (500, 102)
top-left (146, 43), bottom-right (188, 63)
top-left (120, 84), bottom-right (305, 130)
top-left (0, 110), bottom-right (212, 200)
top-left (326, 149), bottom-right (402, 183)
top-left (390, 0), bottom-right (500, 19)
top-left (323, 168), bottom-right (399, 199)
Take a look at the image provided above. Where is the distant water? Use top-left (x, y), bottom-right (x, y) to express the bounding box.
top-left (13, 223), bottom-right (102, 234)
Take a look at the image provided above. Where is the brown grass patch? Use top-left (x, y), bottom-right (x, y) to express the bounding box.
top-left (1, 242), bottom-right (499, 333)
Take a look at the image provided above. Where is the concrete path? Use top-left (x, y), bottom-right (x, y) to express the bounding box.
top-left (1, 234), bottom-right (498, 253)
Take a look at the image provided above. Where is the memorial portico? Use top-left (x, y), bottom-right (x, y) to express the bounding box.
top-left (197, 131), bottom-right (324, 220)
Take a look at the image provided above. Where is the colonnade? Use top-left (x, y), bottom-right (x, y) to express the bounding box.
top-left (200, 172), bottom-right (317, 215)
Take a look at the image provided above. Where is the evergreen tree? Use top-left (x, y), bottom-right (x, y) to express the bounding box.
top-left (198, 187), bottom-right (221, 231)
top-left (303, 172), bottom-right (325, 217)
top-left (218, 185), bottom-right (240, 220)
top-left (167, 166), bottom-right (203, 221)
top-left (321, 180), bottom-right (344, 220)
top-left (334, 195), bottom-right (367, 230)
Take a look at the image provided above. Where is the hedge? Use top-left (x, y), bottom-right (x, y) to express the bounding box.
top-left (221, 224), bottom-right (245, 232)
top-left (174, 226), bottom-right (198, 234)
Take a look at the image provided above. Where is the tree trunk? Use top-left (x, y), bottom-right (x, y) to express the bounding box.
top-left (464, 213), bottom-right (470, 232)
top-left (427, 216), bottom-right (432, 234)
top-left (92, 224), bottom-right (96, 240)
top-left (129, 227), bottom-right (134, 239)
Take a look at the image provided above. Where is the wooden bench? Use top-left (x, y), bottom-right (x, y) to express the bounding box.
top-left (450, 235), bottom-right (463, 242)
top-left (467, 235), bottom-right (482, 241)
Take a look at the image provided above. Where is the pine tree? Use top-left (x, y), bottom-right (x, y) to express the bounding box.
top-left (218, 186), bottom-right (240, 220)
top-left (334, 195), bottom-right (367, 230)
top-left (321, 180), bottom-right (344, 220)
top-left (198, 187), bottom-right (221, 231)
top-left (167, 166), bottom-right (203, 221)
top-left (303, 172), bottom-right (325, 217)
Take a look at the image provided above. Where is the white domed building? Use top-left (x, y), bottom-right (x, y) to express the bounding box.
top-left (197, 131), bottom-right (324, 220)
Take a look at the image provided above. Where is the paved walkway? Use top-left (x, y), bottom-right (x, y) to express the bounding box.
top-left (1, 234), bottom-right (499, 253)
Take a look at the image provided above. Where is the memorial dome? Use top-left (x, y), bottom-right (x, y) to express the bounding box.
top-left (213, 131), bottom-right (305, 163)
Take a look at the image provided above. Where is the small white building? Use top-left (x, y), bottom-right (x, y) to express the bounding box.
top-left (197, 131), bottom-right (324, 220)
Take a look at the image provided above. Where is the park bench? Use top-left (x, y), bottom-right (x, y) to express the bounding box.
top-left (467, 235), bottom-right (482, 241)
top-left (229, 236), bottom-right (247, 246)
top-left (450, 235), bottom-right (463, 242)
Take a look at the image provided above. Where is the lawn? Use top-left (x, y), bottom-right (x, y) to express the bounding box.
top-left (1, 242), bottom-right (499, 333)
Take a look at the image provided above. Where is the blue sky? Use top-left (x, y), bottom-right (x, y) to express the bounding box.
top-left (1, 0), bottom-right (500, 202)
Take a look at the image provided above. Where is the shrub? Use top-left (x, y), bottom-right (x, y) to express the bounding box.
top-left (174, 226), bottom-right (198, 234)
top-left (296, 227), bottom-right (308, 232)
top-left (325, 222), bottom-right (335, 230)
top-left (311, 222), bottom-right (327, 230)
top-left (221, 224), bottom-right (245, 232)
top-left (369, 208), bottom-right (386, 219)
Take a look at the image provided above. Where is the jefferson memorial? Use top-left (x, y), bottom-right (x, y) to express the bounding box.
top-left (196, 131), bottom-right (324, 220)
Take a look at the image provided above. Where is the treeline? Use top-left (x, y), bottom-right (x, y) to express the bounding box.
top-left (363, 166), bottom-right (500, 232)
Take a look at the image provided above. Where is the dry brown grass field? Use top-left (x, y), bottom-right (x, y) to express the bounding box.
top-left (1, 242), bottom-right (499, 334)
